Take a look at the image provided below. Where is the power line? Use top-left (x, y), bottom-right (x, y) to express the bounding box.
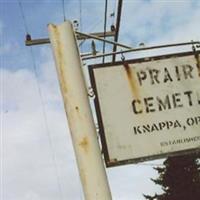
top-left (17, 1), bottom-right (64, 199)
top-left (29, 48), bottom-right (64, 200)
top-left (79, 0), bottom-right (82, 32)
top-left (102, 0), bottom-right (108, 63)
top-left (62, 0), bottom-right (66, 21)
top-left (112, 0), bottom-right (123, 62)
top-left (79, 18), bottom-right (104, 47)
top-left (79, 0), bottom-right (83, 51)
top-left (17, 0), bottom-right (29, 34)
top-left (0, 18), bottom-right (4, 200)
top-left (111, 0), bottom-right (117, 25)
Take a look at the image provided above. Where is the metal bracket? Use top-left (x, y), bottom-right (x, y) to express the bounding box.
top-left (82, 41), bottom-right (200, 61)
top-left (88, 86), bottom-right (95, 98)
top-left (25, 30), bottom-right (133, 50)
top-left (26, 31), bottom-right (115, 46)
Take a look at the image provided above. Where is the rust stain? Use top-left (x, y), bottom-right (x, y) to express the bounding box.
top-left (108, 159), bottom-right (118, 164)
top-left (80, 168), bottom-right (87, 186)
top-left (195, 53), bottom-right (200, 77)
top-left (75, 106), bottom-right (79, 111)
top-left (123, 62), bottom-right (140, 99)
top-left (53, 26), bottom-right (68, 94)
top-left (79, 136), bottom-right (89, 153)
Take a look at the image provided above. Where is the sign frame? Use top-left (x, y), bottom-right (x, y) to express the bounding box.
top-left (88, 51), bottom-right (200, 167)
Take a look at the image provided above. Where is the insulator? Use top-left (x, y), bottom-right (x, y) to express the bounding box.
top-left (111, 25), bottom-right (115, 32)
top-left (26, 34), bottom-right (31, 41)
top-left (91, 40), bottom-right (97, 56)
top-left (73, 20), bottom-right (79, 31)
top-left (110, 12), bottom-right (115, 17)
top-left (139, 42), bottom-right (145, 47)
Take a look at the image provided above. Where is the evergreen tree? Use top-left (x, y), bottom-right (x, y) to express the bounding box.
top-left (144, 153), bottom-right (200, 200)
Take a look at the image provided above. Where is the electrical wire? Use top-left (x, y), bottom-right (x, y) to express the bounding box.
top-left (62, 0), bottom-right (66, 21)
top-left (102, 0), bottom-right (108, 63)
top-left (79, 18), bottom-right (104, 47)
top-left (79, 0), bottom-right (82, 51)
top-left (110, 0), bottom-right (117, 26)
top-left (79, 0), bottom-right (82, 32)
top-left (112, 0), bottom-right (123, 62)
top-left (17, 0), bottom-right (29, 34)
top-left (17, 1), bottom-right (64, 199)
top-left (0, 16), bottom-right (4, 200)
top-left (29, 48), bottom-right (64, 200)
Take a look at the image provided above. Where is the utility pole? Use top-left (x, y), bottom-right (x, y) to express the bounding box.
top-left (25, 3), bottom-right (199, 198)
top-left (112, 0), bottom-right (123, 62)
top-left (48, 21), bottom-right (112, 200)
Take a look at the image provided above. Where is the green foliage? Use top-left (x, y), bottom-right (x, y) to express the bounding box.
top-left (144, 152), bottom-right (200, 200)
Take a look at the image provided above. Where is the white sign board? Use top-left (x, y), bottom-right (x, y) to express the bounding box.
top-left (89, 51), bottom-right (200, 167)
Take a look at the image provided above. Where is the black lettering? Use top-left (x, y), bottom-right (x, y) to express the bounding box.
top-left (157, 95), bottom-right (171, 111)
top-left (133, 126), bottom-right (142, 134)
top-left (137, 70), bottom-right (147, 86)
top-left (172, 93), bottom-right (183, 108)
top-left (166, 121), bottom-right (173, 129)
top-left (159, 122), bottom-right (166, 130)
top-left (187, 118), bottom-right (194, 126)
top-left (144, 97), bottom-right (155, 113)
top-left (132, 99), bottom-right (142, 114)
top-left (142, 124), bottom-right (151, 133)
top-left (195, 116), bottom-right (200, 124)
top-left (163, 68), bottom-right (173, 83)
top-left (175, 66), bottom-right (181, 81)
top-left (174, 120), bottom-right (182, 128)
top-left (149, 69), bottom-right (160, 85)
top-left (182, 64), bottom-right (193, 79)
top-left (176, 139), bottom-right (182, 144)
top-left (172, 140), bottom-right (176, 145)
top-left (151, 124), bottom-right (159, 132)
top-left (184, 91), bottom-right (193, 106)
top-left (184, 138), bottom-right (192, 143)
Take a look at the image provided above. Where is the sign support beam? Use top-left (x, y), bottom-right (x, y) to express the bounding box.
top-left (83, 41), bottom-right (200, 60)
top-left (25, 31), bottom-right (132, 49)
top-left (112, 0), bottom-right (123, 62)
top-left (25, 31), bottom-right (116, 46)
top-left (48, 21), bottom-right (112, 200)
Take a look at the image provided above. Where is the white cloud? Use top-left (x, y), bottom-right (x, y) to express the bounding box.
top-left (24, 191), bottom-right (41, 200)
top-left (2, 45), bottom-right (162, 199)
top-left (108, 164), bottom-right (163, 200)
top-left (3, 0), bottom-right (200, 199)
top-left (120, 1), bottom-right (200, 46)
top-left (2, 66), bottom-right (83, 200)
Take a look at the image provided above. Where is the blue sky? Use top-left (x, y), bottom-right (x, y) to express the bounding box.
top-left (1, 0), bottom-right (200, 200)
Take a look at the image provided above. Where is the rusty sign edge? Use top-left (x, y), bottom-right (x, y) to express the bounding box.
top-left (88, 50), bottom-right (200, 167)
